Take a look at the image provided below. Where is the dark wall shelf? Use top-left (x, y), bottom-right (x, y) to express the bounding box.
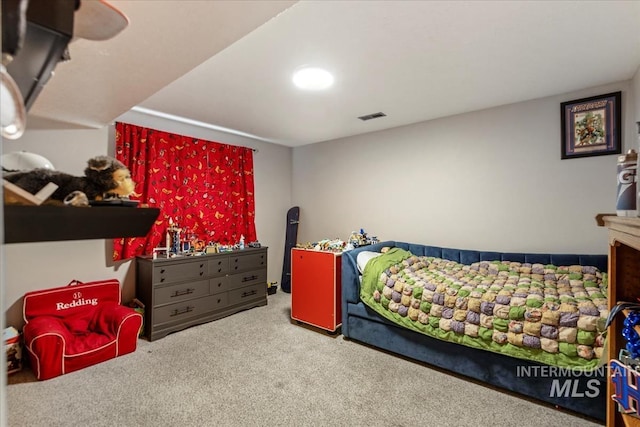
top-left (3, 205), bottom-right (160, 244)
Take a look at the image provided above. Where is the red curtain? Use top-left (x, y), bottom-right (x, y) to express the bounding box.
top-left (112, 122), bottom-right (257, 261)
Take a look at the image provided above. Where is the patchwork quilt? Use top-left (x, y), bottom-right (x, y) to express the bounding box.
top-left (360, 248), bottom-right (609, 369)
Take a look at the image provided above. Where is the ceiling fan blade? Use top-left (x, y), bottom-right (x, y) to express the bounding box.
top-left (73, 0), bottom-right (129, 41)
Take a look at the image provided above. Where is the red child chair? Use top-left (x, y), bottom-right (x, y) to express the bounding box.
top-left (22, 279), bottom-right (142, 380)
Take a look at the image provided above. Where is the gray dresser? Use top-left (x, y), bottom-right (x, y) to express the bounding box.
top-left (136, 247), bottom-right (268, 341)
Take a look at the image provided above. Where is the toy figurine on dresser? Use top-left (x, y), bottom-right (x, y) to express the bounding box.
top-left (167, 218), bottom-right (182, 255)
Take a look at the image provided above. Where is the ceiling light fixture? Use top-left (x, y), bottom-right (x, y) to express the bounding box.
top-left (292, 66), bottom-right (334, 91)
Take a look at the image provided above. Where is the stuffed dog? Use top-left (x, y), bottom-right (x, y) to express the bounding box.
top-left (3, 155), bottom-right (135, 205)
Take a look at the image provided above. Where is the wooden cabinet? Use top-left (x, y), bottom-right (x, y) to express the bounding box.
top-left (136, 247), bottom-right (267, 341)
top-left (598, 216), bottom-right (640, 427)
top-left (291, 248), bottom-right (341, 332)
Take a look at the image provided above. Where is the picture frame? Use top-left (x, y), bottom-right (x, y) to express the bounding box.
top-left (560, 91), bottom-right (621, 159)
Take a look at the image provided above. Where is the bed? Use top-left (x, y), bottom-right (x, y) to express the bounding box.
top-left (341, 241), bottom-right (608, 421)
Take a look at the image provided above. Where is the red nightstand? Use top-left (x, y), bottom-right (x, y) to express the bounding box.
top-left (291, 248), bottom-right (341, 333)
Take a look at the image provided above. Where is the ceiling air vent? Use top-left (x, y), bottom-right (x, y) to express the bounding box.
top-left (358, 112), bottom-right (386, 121)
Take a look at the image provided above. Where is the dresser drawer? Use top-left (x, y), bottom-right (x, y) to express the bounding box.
top-left (228, 269), bottom-right (267, 289)
top-left (229, 252), bottom-right (267, 272)
top-left (228, 283), bottom-right (266, 306)
top-left (209, 276), bottom-right (230, 295)
top-left (153, 261), bottom-right (206, 284)
top-left (153, 294), bottom-right (228, 326)
top-left (154, 279), bottom-right (210, 306)
top-left (208, 257), bottom-right (229, 276)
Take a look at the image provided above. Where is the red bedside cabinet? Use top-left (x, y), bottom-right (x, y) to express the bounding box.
top-left (291, 248), bottom-right (341, 333)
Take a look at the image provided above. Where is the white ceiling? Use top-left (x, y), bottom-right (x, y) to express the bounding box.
top-left (26, 0), bottom-right (640, 147)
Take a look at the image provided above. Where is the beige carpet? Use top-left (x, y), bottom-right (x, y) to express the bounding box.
top-left (6, 291), bottom-right (603, 426)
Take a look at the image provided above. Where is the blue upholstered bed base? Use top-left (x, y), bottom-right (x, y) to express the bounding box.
top-left (341, 241), bottom-right (608, 421)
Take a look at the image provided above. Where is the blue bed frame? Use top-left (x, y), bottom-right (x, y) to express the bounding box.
top-left (341, 241), bottom-right (607, 421)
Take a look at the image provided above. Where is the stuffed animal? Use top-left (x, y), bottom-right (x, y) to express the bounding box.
top-left (3, 155), bottom-right (135, 205)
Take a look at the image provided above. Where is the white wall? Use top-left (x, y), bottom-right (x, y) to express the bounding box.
top-left (292, 81), bottom-right (635, 255)
top-left (2, 114), bottom-right (292, 329)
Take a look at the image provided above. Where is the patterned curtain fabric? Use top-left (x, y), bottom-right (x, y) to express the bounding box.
top-left (112, 122), bottom-right (257, 261)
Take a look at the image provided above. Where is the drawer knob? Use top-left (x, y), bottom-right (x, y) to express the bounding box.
top-left (160, 269), bottom-right (165, 274)
top-left (218, 268), bottom-right (222, 273)
top-left (160, 278), bottom-right (165, 283)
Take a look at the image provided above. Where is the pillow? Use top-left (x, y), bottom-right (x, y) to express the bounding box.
top-left (356, 251), bottom-right (382, 274)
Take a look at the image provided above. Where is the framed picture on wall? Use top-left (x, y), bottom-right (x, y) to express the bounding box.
top-left (560, 91), bottom-right (621, 159)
